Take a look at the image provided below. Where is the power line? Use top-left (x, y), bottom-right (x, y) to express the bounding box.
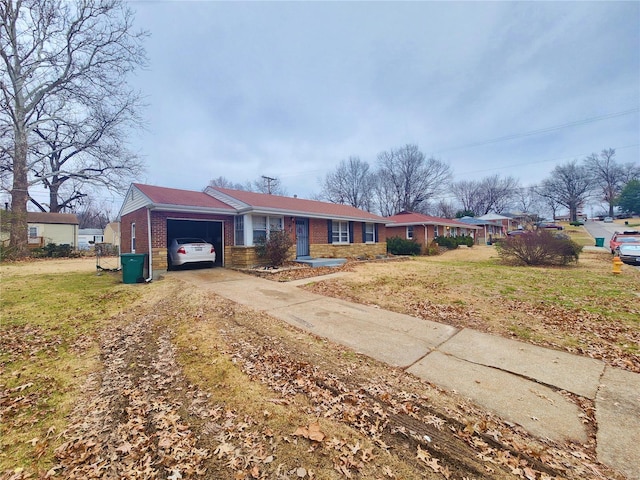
top-left (455, 143), bottom-right (640, 176)
top-left (430, 108), bottom-right (640, 154)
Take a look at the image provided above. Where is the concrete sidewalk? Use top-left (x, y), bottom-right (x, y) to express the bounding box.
top-left (176, 268), bottom-right (640, 479)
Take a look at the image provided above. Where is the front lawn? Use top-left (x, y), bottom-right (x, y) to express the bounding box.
top-left (301, 246), bottom-right (640, 372)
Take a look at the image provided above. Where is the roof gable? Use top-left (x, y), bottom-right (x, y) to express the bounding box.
top-left (134, 183), bottom-right (235, 210)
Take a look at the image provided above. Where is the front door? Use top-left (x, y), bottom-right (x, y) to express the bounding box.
top-left (295, 218), bottom-right (309, 257)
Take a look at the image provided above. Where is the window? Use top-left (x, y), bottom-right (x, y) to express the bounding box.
top-left (235, 216), bottom-right (245, 246)
top-left (253, 216), bottom-right (267, 244)
top-left (28, 226), bottom-right (38, 238)
top-left (332, 221), bottom-right (349, 243)
top-left (252, 215), bottom-right (283, 244)
top-left (269, 217), bottom-right (283, 232)
top-left (364, 223), bottom-right (375, 243)
top-left (406, 225), bottom-right (414, 240)
top-left (131, 222), bottom-right (136, 252)
top-left (434, 225), bottom-right (439, 237)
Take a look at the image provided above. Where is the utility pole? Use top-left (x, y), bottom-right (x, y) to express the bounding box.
top-left (262, 175), bottom-right (276, 194)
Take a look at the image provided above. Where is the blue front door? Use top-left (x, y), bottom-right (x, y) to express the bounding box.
top-left (295, 218), bottom-right (309, 257)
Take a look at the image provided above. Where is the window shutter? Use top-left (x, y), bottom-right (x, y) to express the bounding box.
top-left (327, 220), bottom-right (333, 244)
top-left (375, 224), bottom-right (379, 243)
top-left (362, 222), bottom-right (366, 243)
top-left (349, 221), bottom-right (354, 244)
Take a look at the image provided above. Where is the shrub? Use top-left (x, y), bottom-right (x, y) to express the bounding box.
top-left (434, 235), bottom-right (474, 249)
top-left (387, 236), bottom-right (421, 255)
top-left (569, 221), bottom-right (584, 226)
top-left (435, 236), bottom-right (458, 249)
top-left (495, 230), bottom-right (582, 266)
top-left (255, 230), bottom-right (294, 267)
top-left (425, 240), bottom-right (440, 256)
top-left (34, 243), bottom-right (73, 258)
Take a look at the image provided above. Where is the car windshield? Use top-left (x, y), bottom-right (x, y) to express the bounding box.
top-left (176, 238), bottom-right (207, 244)
top-left (619, 237), bottom-right (640, 243)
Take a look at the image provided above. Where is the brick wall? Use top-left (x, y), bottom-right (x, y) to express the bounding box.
top-left (121, 208), bottom-right (149, 255)
top-left (150, 211), bottom-right (234, 250)
top-left (310, 243), bottom-right (386, 259)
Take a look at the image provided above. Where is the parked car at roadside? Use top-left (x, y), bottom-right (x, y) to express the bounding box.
top-left (168, 238), bottom-right (216, 269)
top-left (609, 231), bottom-right (640, 254)
top-left (603, 216), bottom-right (613, 223)
top-left (537, 222), bottom-right (563, 230)
top-left (617, 244), bottom-right (640, 265)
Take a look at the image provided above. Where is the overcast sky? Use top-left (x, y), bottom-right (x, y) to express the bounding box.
top-left (108, 1), bottom-right (638, 208)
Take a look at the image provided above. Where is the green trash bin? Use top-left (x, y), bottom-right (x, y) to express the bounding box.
top-left (121, 253), bottom-right (147, 284)
top-left (595, 237), bottom-right (605, 247)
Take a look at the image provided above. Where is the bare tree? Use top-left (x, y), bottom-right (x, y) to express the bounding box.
top-left (538, 160), bottom-right (593, 222)
top-left (433, 199), bottom-right (457, 219)
top-left (451, 175), bottom-right (519, 216)
top-left (208, 176), bottom-right (250, 191)
top-left (252, 176), bottom-right (286, 195)
top-left (320, 156), bottom-right (375, 211)
top-left (375, 144), bottom-right (451, 215)
top-left (75, 197), bottom-right (111, 229)
top-left (478, 174), bottom-right (520, 214)
top-left (372, 174), bottom-right (398, 217)
top-left (584, 148), bottom-right (640, 217)
top-left (0, 0), bottom-right (147, 256)
top-left (28, 96), bottom-right (145, 212)
top-left (451, 180), bottom-right (483, 215)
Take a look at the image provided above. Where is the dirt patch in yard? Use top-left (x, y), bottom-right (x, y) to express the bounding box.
top-left (0, 256), bottom-right (100, 276)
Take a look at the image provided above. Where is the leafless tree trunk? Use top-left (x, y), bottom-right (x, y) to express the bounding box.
top-left (0, 0), bottom-right (147, 256)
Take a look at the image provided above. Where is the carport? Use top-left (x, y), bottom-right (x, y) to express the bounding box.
top-left (167, 218), bottom-right (224, 266)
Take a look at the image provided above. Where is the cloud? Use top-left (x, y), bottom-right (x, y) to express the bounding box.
top-left (123, 0), bottom-right (638, 204)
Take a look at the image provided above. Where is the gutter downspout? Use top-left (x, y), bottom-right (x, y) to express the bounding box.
top-left (146, 207), bottom-right (153, 282)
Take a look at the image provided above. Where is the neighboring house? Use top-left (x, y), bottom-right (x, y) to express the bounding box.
top-left (78, 228), bottom-right (105, 250)
top-left (118, 183), bottom-right (388, 279)
top-left (457, 216), bottom-right (505, 245)
top-left (26, 212), bottom-right (79, 249)
top-left (103, 222), bottom-right (121, 247)
top-left (385, 211), bottom-right (481, 251)
top-left (476, 213), bottom-right (518, 235)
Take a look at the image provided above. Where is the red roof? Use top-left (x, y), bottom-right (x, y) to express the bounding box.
top-left (133, 183), bottom-right (235, 211)
top-left (209, 186), bottom-right (386, 222)
top-left (386, 211), bottom-right (480, 229)
top-left (129, 183), bottom-right (386, 222)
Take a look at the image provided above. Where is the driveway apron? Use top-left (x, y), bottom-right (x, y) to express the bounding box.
top-left (173, 268), bottom-right (639, 479)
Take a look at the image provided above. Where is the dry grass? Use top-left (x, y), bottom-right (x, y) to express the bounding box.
top-left (3, 258), bottom-right (629, 479)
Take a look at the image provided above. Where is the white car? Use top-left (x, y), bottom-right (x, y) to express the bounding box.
top-left (168, 238), bottom-right (216, 269)
top-left (617, 244), bottom-right (640, 266)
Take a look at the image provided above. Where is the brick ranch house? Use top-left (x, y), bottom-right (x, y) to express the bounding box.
top-left (385, 211), bottom-right (481, 252)
top-left (118, 183), bottom-right (388, 279)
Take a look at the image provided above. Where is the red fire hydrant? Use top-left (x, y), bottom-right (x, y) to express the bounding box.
top-left (612, 256), bottom-right (623, 275)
